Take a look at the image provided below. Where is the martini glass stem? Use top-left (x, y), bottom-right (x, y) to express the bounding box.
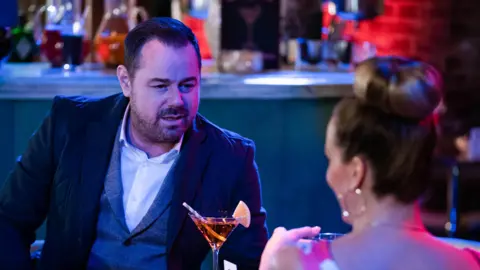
top-left (212, 247), bottom-right (220, 270)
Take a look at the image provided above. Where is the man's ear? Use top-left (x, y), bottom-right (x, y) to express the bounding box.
top-left (117, 65), bottom-right (132, 98)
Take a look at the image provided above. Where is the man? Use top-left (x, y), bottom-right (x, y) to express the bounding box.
top-left (0, 18), bottom-right (268, 269)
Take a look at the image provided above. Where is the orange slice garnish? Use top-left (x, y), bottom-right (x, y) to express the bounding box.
top-left (233, 200), bottom-right (251, 228)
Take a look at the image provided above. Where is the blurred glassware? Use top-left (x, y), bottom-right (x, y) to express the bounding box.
top-left (312, 232), bottom-right (344, 241)
top-left (204, 0), bottom-right (221, 60)
top-left (296, 38), bottom-right (322, 68)
top-left (218, 50), bottom-right (263, 74)
top-left (9, 13), bottom-right (39, 63)
top-left (57, 0), bottom-right (90, 70)
top-left (94, 0), bottom-right (148, 68)
top-left (352, 41), bottom-right (376, 65)
top-left (0, 27), bottom-right (12, 67)
top-left (36, 0), bottom-right (91, 68)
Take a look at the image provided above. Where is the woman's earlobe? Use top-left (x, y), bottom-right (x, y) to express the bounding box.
top-left (351, 156), bottom-right (366, 189)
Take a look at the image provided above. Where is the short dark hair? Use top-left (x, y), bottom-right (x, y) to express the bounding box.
top-left (333, 56), bottom-right (442, 204)
top-left (124, 17), bottom-right (201, 76)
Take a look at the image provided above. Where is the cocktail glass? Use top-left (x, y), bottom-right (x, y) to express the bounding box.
top-left (188, 213), bottom-right (239, 270)
top-left (312, 232), bottom-right (344, 242)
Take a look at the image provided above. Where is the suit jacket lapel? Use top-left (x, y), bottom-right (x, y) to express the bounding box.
top-left (77, 94), bottom-right (128, 254)
top-left (167, 116), bottom-right (212, 251)
top-left (103, 127), bottom-right (129, 232)
top-left (129, 158), bottom-right (177, 236)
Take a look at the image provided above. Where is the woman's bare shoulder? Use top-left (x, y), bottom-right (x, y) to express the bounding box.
top-left (331, 232), bottom-right (480, 270)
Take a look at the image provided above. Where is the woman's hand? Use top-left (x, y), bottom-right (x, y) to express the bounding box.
top-left (259, 226), bottom-right (321, 270)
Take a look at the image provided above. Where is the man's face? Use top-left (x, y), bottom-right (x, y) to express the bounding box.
top-left (119, 39), bottom-right (200, 144)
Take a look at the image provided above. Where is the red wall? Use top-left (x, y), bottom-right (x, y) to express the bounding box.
top-left (328, 0), bottom-right (452, 69)
top-left (324, 0), bottom-right (480, 126)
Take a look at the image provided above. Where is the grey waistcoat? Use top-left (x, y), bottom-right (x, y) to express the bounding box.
top-left (87, 128), bottom-right (176, 270)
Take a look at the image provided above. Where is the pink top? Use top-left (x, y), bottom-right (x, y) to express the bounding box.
top-left (465, 248), bottom-right (480, 265)
top-left (298, 240), bottom-right (340, 270)
top-left (297, 242), bottom-right (480, 270)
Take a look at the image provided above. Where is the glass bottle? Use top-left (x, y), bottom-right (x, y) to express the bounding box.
top-left (9, 13), bottom-right (39, 63)
top-left (204, 0), bottom-right (220, 60)
top-left (179, 0), bottom-right (210, 60)
top-left (94, 0), bottom-right (148, 68)
top-left (37, 0), bottom-right (64, 67)
top-left (0, 28), bottom-right (12, 67)
top-left (36, 0), bottom-right (90, 68)
top-left (56, 0), bottom-right (87, 69)
top-left (0, 0), bottom-right (17, 69)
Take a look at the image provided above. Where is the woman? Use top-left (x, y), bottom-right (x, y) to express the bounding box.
top-left (260, 56), bottom-right (480, 270)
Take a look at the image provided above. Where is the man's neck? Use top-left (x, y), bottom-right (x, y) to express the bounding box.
top-left (127, 121), bottom-right (178, 158)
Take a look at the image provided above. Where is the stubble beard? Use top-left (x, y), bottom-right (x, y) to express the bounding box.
top-left (129, 100), bottom-right (192, 145)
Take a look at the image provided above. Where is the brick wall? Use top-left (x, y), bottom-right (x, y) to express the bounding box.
top-left (352, 0), bottom-right (452, 70)
top-left (322, 0), bottom-right (480, 156)
top-left (345, 0), bottom-right (479, 126)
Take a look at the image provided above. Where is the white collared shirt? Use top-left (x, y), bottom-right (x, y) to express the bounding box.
top-left (119, 105), bottom-right (183, 232)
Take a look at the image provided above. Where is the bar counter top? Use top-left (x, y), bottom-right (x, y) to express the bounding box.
top-left (0, 63), bottom-right (354, 100)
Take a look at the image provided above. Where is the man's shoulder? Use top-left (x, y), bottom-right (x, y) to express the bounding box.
top-left (52, 93), bottom-right (124, 116)
top-left (49, 93), bottom-right (126, 133)
top-left (198, 115), bottom-right (255, 154)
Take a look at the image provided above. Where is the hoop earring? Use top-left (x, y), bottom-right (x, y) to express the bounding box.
top-left (338, 188), bottom-right (367, 218)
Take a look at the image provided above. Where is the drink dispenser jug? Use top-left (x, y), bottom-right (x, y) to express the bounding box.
top-left (94, 0), bottom-right (148, 68)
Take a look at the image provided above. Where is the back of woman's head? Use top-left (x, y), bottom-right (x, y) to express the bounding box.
top-left (333, 56), bottom-right (442, 204)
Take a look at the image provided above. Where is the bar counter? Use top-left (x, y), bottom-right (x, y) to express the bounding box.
top-left (0, 63), bottom-right (353, 99)
top-left (0, 63), bottom-right (353, 239)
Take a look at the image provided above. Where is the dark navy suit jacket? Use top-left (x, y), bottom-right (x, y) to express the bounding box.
top-left (0, 93), bottom-right (269, 269)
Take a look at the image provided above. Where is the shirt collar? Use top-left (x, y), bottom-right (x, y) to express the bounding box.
top-left (119, 104), bottom-right (183, 153)
top-left (119, 104), bottom-right (130, 145)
